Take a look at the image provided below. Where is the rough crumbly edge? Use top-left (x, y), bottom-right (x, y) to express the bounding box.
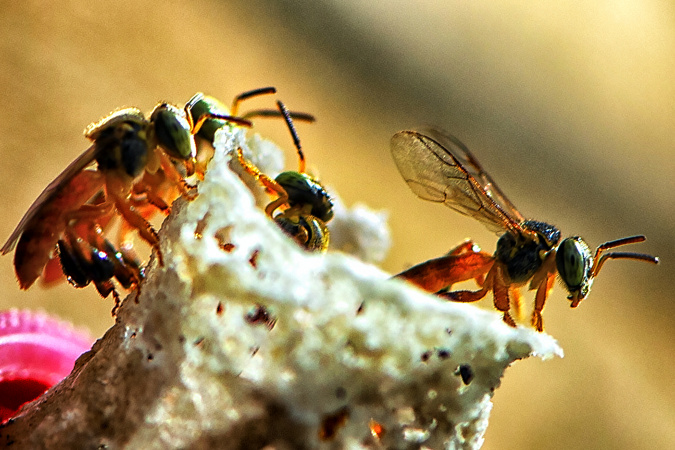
top-left (0, 126), bottom-right (562, 449)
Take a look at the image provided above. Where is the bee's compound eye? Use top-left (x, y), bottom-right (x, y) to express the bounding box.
top-left (556, 237), bottom-right (591, 292)
top-left (187, 94), bottom-right (230, 143)
top-left (152, 104), bottom-right (195, 160)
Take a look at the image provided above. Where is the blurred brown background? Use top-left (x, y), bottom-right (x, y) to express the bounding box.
top-left (0, 1), bottom-right (672, 448)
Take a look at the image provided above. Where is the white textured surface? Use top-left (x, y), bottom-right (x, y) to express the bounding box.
top-left (328, 195), bottom-right (391, 264)
top-left (0, 126), bottom-right (562, 449)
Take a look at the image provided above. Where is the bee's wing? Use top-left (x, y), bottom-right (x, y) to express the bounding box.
top-left (390, 128), bottom-right (525, 235)
top-left (1, 144), bottom-right (100, 254)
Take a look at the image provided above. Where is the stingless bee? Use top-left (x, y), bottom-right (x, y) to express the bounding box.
top-left (391, 127), bottom-right (658, 331)
top-left (1, 87), bottom-right (313, 304)
top-left (187, 88), bottom-right (316, 174)
top-left (236, 101), bottom-right (334, 251)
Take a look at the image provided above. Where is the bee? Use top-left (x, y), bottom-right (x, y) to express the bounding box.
top-left (391, 127), bottom-right (659, 331)
top-left (187, 87), bottom-right (316, 174)
top-left (235, 101), bottom-right (334, 251)
top-left (188, 87), bottom-right (316, 145)
top-left (0, 87), bottom-right (295, 302)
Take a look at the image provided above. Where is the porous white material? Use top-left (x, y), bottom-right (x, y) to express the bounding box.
top-left (328, 194), bottom-right (391, 264)
top-left (0, 126), bottom-right (562, 449)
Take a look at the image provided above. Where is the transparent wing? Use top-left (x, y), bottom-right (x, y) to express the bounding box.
top-left (1, 144), bottom-right (100, 254)
top-left (390, 127), bottom-right (524, 235)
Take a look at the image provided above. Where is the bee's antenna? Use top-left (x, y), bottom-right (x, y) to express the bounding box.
top-left (276, 100), bottom-right (306, 174)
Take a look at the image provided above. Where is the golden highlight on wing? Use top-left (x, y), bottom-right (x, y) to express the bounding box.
top-left (390, 127), bottom-right (524, 235)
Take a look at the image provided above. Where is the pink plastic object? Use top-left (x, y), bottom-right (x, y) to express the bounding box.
top-left (0, 309), bottom-right (93, 422)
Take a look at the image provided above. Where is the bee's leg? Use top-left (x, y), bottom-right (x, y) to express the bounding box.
top-left (528, 253), bottom-right (557, 332)
top-left (491, 263), bottom-right (517, 327)
top-left (64, 201), bottom-right (115, 224)
top-left (116, 212), bottom-right (145, 253)
top-left (446, 240), bottom-right (489, 286)
top-left (116, 243), bottom-right (144, 287)
top-left (438, 285), bottom-right (490, 303)
top-left (193, 140), bottom-right (215, 179)
top-left (531, 273), bottom-right (555, 332)
top-left (93, 279), bottom-right (114, 300)
top-left (56, 239), bottom-right (91, 288)
top-left (510, 288), bottom-right (524, 321)
top-left (63, 202), bottom-right (117, 256)
top-left (43, 215), bottom-right (111, 287)
top-left (111, 196), bottom-right (163, 265)
top-left (82, 224), bottom-right (141, 289)
top-left (65, 195), bottom-right (117, 244)
top-left (92, 236), bottom-right (143, 290)
top-left (142, 191), bottom-right (170, 214)
top-left (113, 199), bottom-right (158, 247)
top-left (436, 265), bottom-right (495, 307)
top-left (91, 276), bottom-right (121, 317)
top-left (130, 184), bottom-right (171, 216)
top-left (396, 251), bottom-right (494, 293)
top-left (110, 288), bottom-right (122, 317)
top-left (234, 147), bottom-right (289, 217)
top-left (446, 240), bottom-right (481, 256)
top-left (157, 151), bottom-right (197, 200)
top-left (60, 227), bottom-right (122, 305)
